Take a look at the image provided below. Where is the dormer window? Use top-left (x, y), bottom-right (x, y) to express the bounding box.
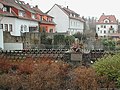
top-left (51, 19), bottom-right (53, 22)
top-left (3, 6), bottom-right (10, 12)
top-left (104, 19), bottom-right (109, 23)
top-left (15, 0), bottom-right (18, 3)
top-left (32, 14), bottom-right (35, 19)
top-left (19, 11), bottom-right (25, 17)
top-left (19, 1), bottom-right (22, 4)
top-left (3, 7), bottom-right (7, 12)
top-left (105, 21), bottom-right (108, 23)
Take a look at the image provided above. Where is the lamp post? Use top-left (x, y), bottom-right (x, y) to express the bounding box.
top-left (94, 33), bottom-right (98, 50)
top-left (95, 33), bottom-right (98, 40)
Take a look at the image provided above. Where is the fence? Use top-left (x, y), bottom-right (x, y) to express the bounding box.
top-left (0, 49), bottom-right (69, 61)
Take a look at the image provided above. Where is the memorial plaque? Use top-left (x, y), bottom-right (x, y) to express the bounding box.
top-left (71, 53), bottom-right (82, 61)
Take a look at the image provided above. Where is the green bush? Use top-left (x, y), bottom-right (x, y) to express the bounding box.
top-left (93, 53), bottom-right (120, 87)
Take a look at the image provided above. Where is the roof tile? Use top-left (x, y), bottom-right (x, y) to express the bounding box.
top-left (97, 14), bottom-right (117, 24)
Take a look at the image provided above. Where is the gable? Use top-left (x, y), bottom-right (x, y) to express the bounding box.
top-left (97, 14), bottom-right (117, 24)
top-left (47, 4), bottom-right (68, 18)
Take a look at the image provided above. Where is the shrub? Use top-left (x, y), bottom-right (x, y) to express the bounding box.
top-left (93, 53), bottom-right (120, 88)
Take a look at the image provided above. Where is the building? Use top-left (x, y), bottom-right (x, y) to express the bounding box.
top-left (0, 0), bottom-right (39, 50)
top-left (96, 13), bottom-right (118, 38)
top-left (0, 0), bottom-right (17, 49)
top-left (32, 5), bottom-right (56, 33)
top-left (47, 4), bottom-right (85, 35)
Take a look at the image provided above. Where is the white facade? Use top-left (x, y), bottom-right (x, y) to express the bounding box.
top-left (0, 16), bottom-right (38, 50)
top-left (0, 29), bottom-right (3, 49)
top-left (0, 16), bottom-right (38, 36)
top-left (96, 14), bottom-right (118, 37)
top-left (96, 24), bottom-right (118, 37)
top-left (15, 19), bottom-right (38, 36)
top-left (48, 5), bottom-right (69, 33)
top-left (69, 19), bottom-right (84, 35)
top-left (47, 4), bottom-right (84, 34)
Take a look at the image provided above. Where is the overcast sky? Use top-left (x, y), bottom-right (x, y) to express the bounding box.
top-left (22, 0), bottom-right (120, 20)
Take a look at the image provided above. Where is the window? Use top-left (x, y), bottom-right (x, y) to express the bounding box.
top-left (101, 25), bottom-right (103, 28)
top-left (49, 29), bottom-right (53, 33)
top-left (113, 31), bottom-right (114, 33)
top-left (3, 7), bottom-right (7, 12)
top-left (19, 11), bottom-right (24, 17)
top-left (0, 24), bottom-right (3, 29)
top-left (71, 21), bottom-right (72, 26)
top-left (104, 25), bottom-right (106, 28)
top-left (104, 30), bottom-right (106, 34)
top-left (29, 27), bottom-right (37, 32)
top-left (74, 22), bottom-right (75, 26)
top-left (47, 18), bottom-right (49, 21)
top-left (9, 24), bottom-right (12, 32)
top-left (24, 25), bottom-right (27, 31)
top-left (15, 0), bottom-right (18, 3)
top-left (100, 30), bottom-right (102, 33)
top-left (5, 24), bottom-right (8, 31)
top-left (21, 25), bottom-right (23, 32)
top-left (105, 21), bottom-right (108, 23)
top-left (32, 14), bottom-right (35, 19)
top-left (72, 13), bottom-right (74, 17)
top-left (109, 26), bottom-right (114, 30)
top-left (43, 27), bottom-right (46, 32)
top-left (3, 7), bottom-right (10, 12)
top-left (76, 22), bottom-right (77, 26)
top-left (40, 16), bottom-right (43, 21)
top-left (98, 27), bottom-right (99, 31)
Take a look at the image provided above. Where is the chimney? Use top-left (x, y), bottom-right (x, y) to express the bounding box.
top-left (102, 13), bottom-right (105, 15)
top-left (67, 6), bottom-right (68, 9)
top-left (26, 3), bottom-right (30, 8)
top-left (35, 5), bottom-right (38, 8)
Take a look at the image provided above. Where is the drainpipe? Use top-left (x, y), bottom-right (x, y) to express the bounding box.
top-left (0, 14), bottom-right (4, 49)
top-left (69, 17), bottom-right (70, 35)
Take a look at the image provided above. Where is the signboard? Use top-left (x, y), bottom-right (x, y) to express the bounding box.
top-left (71, 53), bottom-right (82, 61)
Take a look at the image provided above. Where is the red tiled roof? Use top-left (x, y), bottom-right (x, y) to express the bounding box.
top-left (63, 7), bottom-right (79, 16)
top-left (0, 0), bottom-right (39, 22)
top-left (97, 14), bottom-right (117, 24)
top-left (33, 6), bottom-right (54, 18)
top-left (0, 9), bottom-right (15, 17)
top-left (18, 16), bottom-right (39, 22)
top-left (4, 0), bottom-right (24, 11)
top-left (32, 6), bottom-right (44, 15)
top-left (21, 4), bottom-right (35, 13)
top-left (0, 0), bottom-right (12, 6)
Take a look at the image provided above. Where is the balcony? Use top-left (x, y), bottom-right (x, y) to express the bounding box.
top-left (109, 27), bottom-right (114, 30)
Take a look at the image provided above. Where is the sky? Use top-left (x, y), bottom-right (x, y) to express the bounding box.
top-left (22, 0), bottom-right (120, 20)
